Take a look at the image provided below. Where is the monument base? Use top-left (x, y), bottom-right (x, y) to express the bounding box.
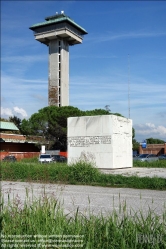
top-left (67, 115), bottom-right (133, 169)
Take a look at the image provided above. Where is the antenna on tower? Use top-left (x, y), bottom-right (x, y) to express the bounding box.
top-left (128, 54), bottom-right (131, 119)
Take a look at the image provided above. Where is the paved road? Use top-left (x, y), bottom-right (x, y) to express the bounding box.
top-left (1, 181), bottom-right (166, 218)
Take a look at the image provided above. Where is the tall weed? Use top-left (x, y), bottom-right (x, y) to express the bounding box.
top-left (1, 192), bottom-right (166, 249)
top-left (68, 160), bottom-right (100, 184)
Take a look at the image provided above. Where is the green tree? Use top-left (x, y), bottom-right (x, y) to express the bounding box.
top-left (21, 119), bottom-right (34, 135)
top-left (20, 106), bottom-right (83, 150)
top-left (132, 138), bottom-right (139, 152)
top-left (84, 108), bottom-right (110, 116)
top-left (9, 116), bottom-right (22, 130)
top-left (146, 137), bottom-right (165, 144)
top-left (132, 127), bottom-right (139, 152)
top-left (0, 118), bottom-right (9, 121)
top-left (20, 105), bottom-right (137, 151)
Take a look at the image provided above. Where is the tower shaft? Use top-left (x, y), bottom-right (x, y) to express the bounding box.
top-left (49, 40), bottom-right (69, 106)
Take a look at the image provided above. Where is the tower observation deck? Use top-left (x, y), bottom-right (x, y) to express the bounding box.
top-left (29, 11), bottom-right (88, 107)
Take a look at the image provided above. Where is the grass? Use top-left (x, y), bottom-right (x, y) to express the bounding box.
top-left (1, 159), bottom-right (166, 190)
top-left (20, 157), bottom-right (39, 163)
top-left (133, 160), bottom-right (166, 168)
top-left (1, 190), bottom-right (166, 249)
top-left (1, 158), bottom-right (166, 248)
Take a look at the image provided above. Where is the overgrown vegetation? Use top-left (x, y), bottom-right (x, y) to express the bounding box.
top-left (133, 160), bottom-right (166, 168)
top-left (1, 191), bottom-right (166, 248)
top-left (1, 159), bottom-right (166, 190)
top-left (1, 158), bottom-right (166, 247)
top-left (146, 137), bottom-right (165, 144)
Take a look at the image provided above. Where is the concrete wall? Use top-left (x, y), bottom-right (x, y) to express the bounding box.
top-left (49, 40), bottom-right (59, 106)
top-left (61, 40), bottom-right (69, 106)
top-left (48, 39), bottom-right (69, 106)
top-left (67, 115), bottom-right (132, 169)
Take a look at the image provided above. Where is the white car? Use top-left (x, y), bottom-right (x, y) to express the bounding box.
top-left (38, 154), bottom-right (53, 163)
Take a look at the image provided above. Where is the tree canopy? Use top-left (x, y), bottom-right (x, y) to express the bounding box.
top-left (20, 106), bottom-right (123, 150)
top-left (9, 116), bottom-right (22, 130)
top-left (1, 105), bottom-right (140, 151)
top-left (2, 106), bottom-right (165, 153)
top-left (146, 137), bottom-right (165, 144)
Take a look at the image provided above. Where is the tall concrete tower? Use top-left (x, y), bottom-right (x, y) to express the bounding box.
top-left (29, 11), bottom-right (87, 107)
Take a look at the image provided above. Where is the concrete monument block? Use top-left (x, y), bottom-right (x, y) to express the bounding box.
top-left (67, 115), bottom-right (132, 169)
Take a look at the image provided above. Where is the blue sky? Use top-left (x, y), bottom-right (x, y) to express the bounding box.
top-left (1, 1), bottom-right (166, 142)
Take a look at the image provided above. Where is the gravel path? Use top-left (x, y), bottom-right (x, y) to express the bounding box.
top-left (1, 181), bottom-right (166, 218)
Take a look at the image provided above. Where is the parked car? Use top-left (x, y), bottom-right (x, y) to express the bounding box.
top-left (52, 155), bottom-right (67, 163)
top-left (2, 155), bottom-right (17, 162)
top-left (158, 154), bottom-right (166, 160)
top-left (133, 154), bottom-right (159, 162)
top-left (133, 154), bottom-right (139, 158)
top-left (38, 154), bottom-right (53, 163)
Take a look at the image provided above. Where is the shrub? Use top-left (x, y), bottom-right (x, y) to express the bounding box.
top-left (69, 160), bottom-right (100, 184)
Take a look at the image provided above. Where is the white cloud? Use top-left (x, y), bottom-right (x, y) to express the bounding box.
top-left (145, 123), bottom-right (156, 129)
top-left (88, 31), bottom-right (166, 43)
top-left (1, 107), bottom-right (13, 117)
top-left (135, 123), bottom-right (166, 137)
top-left (13, 107), bottom-right (28, 118)
top-left (1, 106), bottom-right (28, 118)
top-left (2, 55), bottom-right (47, 64)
